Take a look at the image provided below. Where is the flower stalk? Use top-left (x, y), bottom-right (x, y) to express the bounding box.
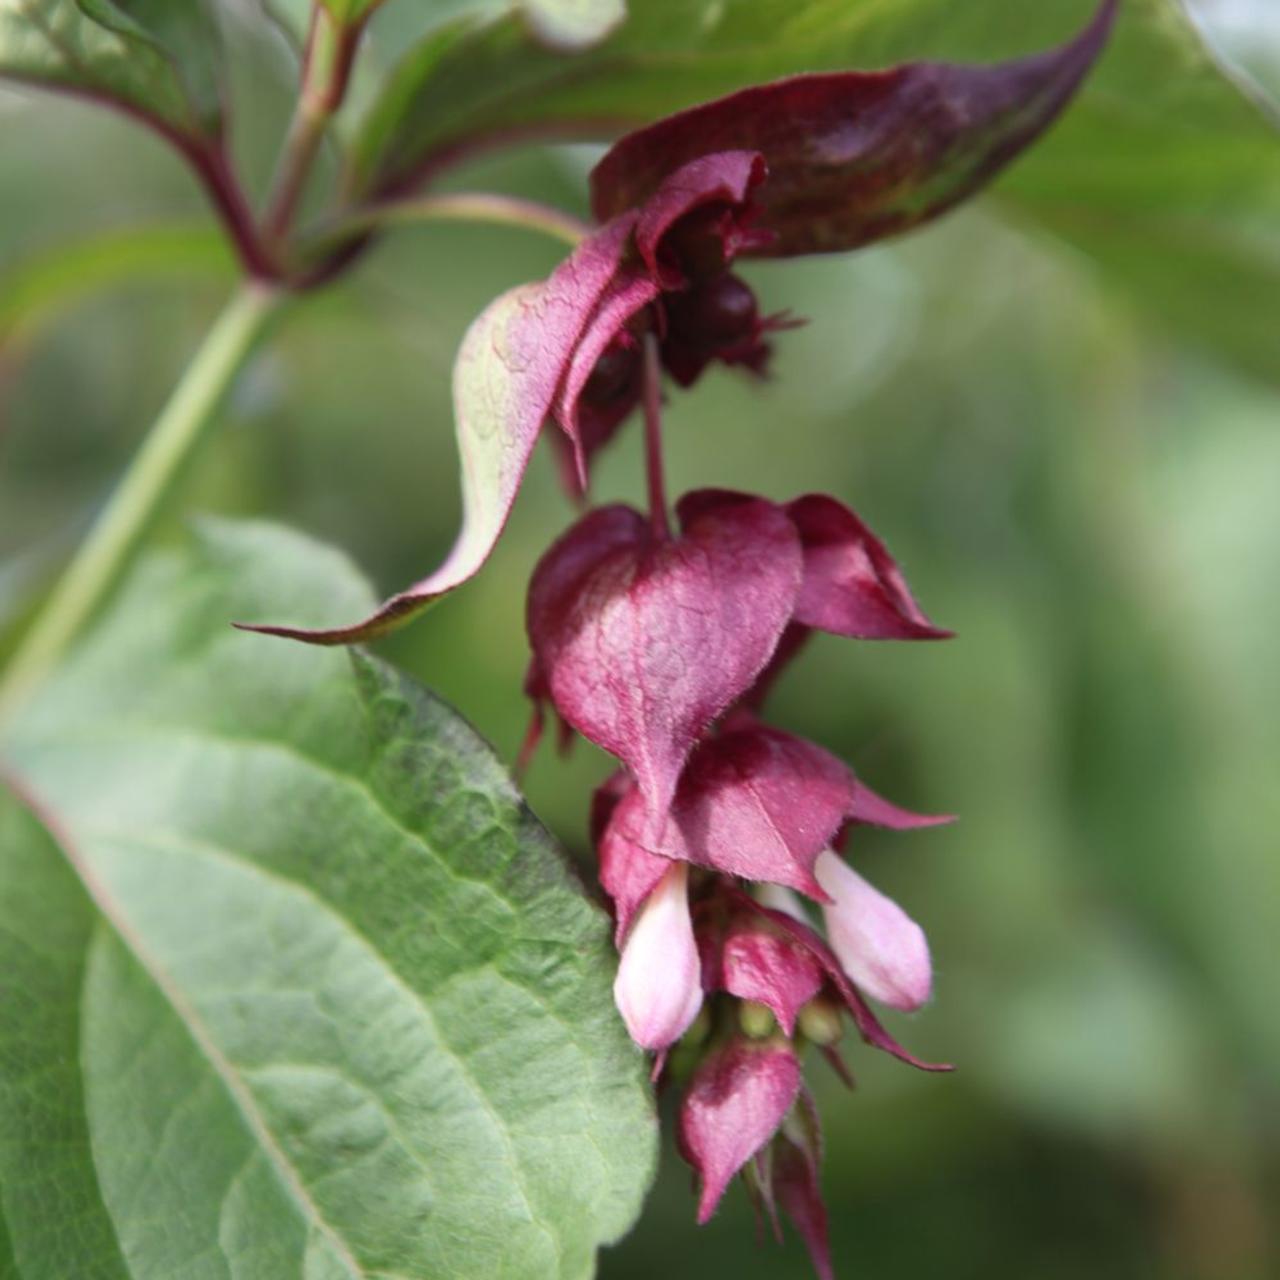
top-left (263, 6), bottom-right (363, 246)
top-left (641, 333), bottom-right (671, 539)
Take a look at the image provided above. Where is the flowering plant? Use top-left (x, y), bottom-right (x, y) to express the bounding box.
top-left (19, 1), bottom-right (1277, 1277)
top-left (228, 3), bottom-right (1115, 1269)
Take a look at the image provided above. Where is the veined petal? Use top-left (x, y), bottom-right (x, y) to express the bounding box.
top-left (613, 862), bottom-right (704, 1050)
top-left (528, 497), bottom-right (802, 818)
top-left (815, 850), bottom-right (932, 1012)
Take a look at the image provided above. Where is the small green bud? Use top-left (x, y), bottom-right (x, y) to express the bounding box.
top-left (738, 1000), bottom-right (776, 1039)
top-left (797, 997), bottom-right (843, 1047)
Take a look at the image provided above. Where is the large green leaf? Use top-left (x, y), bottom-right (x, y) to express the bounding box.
top-left (0, 0), bottom-right (226, 138)
top-left (349, 0), bottom-right (1280, 382)
top-left (0, 519), bottom-right (656, 1279)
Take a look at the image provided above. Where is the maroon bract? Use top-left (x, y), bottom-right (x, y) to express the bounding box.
top-left (596, 777), bottom-right (669, 942)
top-left (677, 1036), bottom-right (803, 1224)
top-left (591, 0), bottom-right (1118, 254)
top-left (678, 488), bottom-right (950, 654)
top-left (787, 494), bottom-right (952, 641)
top-left (604, 724), bottom-right (853, 898)
top-left (527, 498), bottom-right (802, 819)
top-left (699, 903), bottom-right (825, 1036)
top-left (600, 721), bottom-right (949, 898)
top-left (766, 1093), bottom-right (833, 1280)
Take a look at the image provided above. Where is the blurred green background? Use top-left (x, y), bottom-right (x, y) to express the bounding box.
top-left (2, 3), bottom-right (1278, 1278)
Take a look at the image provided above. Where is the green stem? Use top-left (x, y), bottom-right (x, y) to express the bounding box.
top-left (263, 7), bottom-right (361, 246)
top-left (0, 284), bottom-right (284, 726)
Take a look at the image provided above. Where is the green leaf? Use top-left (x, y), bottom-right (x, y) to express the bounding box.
top-left (0, 518), bottom-right (656, 1279)
top-left (0, 788), bottom-right (132, 1280)
top-left (350, 0), bottom-right (1280, 383)
top-left (0, 0), bottom-right (226, 138)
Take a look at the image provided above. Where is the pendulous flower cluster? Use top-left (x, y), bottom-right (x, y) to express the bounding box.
top-left (249, 4), bottom-right (1117, 1273)
top-left (524, 484), bottom-right (954, 1276)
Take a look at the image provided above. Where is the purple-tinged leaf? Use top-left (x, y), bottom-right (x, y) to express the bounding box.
top-left (552, 341), bottom-right (645, 498)
top-left (678, 1037), bottom-right (802, 1224)
top-left (238, 216), bottom-right (639, 644)
top-left (787, 493), bottom-right (951, 640)
top-left (552, 270), bottom-right (660, 487)
top-left (528, 498), bottom-right (802, 817)
top-left (591, 0), bottom-right (1117, 256)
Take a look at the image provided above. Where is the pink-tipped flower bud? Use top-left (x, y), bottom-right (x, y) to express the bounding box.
top-left (613, 861), bottom-right (704, 1050)
top-left (814, 850), bottom-right (932, 1011)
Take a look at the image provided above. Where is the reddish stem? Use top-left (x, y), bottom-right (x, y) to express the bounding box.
top-left (180, 135), bottom-right (280, 281)
top-left (641, 332), bottom-right (670, 540)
